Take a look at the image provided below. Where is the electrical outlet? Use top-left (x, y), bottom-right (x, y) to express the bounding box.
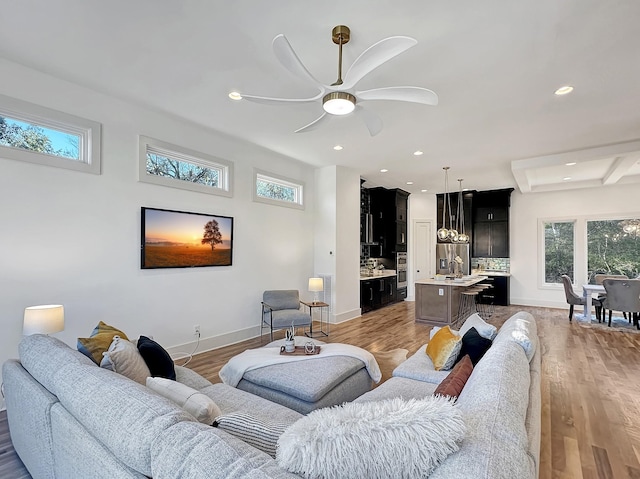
top-left (194, 325), bottom-right (200, 336)
top-left (438, 288), bottom-right (444, 296)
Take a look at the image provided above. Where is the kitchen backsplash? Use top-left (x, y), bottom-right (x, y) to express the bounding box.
top-left (472, 257), bottom-right (510, 272)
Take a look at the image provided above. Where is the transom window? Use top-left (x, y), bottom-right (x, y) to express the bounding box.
top-left (139, 136), bottom-right (233, 197)
top-left (253, 170), bottom-right (304, 209)
top-left (0, 94), bottom-right (101, 174)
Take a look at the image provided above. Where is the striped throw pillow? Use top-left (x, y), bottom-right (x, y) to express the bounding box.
top-left (214, 412), bottom-right (290, 458)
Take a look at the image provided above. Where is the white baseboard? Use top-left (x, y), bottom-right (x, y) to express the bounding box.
top-left (166, 325), bottom-right (260, 359)
top-left (509, 297), bottom-right (567, 309)
top-left (332, 308), bottom-right (362, 324)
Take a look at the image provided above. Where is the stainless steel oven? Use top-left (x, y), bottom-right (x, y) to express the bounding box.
top-left (396, 252), bottom-right (408, 288)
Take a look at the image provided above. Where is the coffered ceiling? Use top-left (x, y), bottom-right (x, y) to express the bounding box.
top-left (1, 0), bottom-right (639, 194)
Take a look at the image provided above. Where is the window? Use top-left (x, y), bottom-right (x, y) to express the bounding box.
top-left (587, 218), bottom-right (640, 283)
top-left (139, 136), bottom-right (233, 197)
top-left (542, 220), bottom-right (575, 284)
top-left (0, 94), bottom-right (101, 174)
top-left (253, 169), bottom-right (304, 209)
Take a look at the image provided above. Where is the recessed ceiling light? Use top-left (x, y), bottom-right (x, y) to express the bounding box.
top-left (333, 145), bottom-right (343, 151)
top-left (554, 85), bottom-right (574, 96)
top-left (380, 169), bottom-right (388, 173)
top-left (565, 162), bottom-right (577, 166)
top-left (413, 150), bottom-right (424, 156)
top-left (406, 181), bottom-right (414, 185)
top-left (228, 91), bottom-right (242, 100)
top-left (563, 177), bottom-right (572, 181)
top-left (421, 189), bottom-right (428, 193)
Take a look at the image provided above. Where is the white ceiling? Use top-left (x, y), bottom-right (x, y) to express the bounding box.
top-left (1, 0), bottom-right (639, 194)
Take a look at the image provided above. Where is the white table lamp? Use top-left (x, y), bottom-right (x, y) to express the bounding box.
top-left (308, 277), bottom-right (324, 304)
top-left (23, 304), bottom-right (65, 335)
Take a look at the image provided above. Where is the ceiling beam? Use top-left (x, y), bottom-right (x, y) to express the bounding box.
top-left (602, 155), bottom-right (640, 185)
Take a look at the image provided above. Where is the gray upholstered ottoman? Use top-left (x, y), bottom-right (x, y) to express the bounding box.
top-left (236, 348), bottom-right (373, 414)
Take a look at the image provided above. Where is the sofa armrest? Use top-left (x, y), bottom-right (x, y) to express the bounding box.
top-left (174, 365), bottom-right (213, 390)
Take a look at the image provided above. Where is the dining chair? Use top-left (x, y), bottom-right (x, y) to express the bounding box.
top-left (601, 279), bottom-right (640, 328)
top-left (595, 274), bottom-right (629, 321)
top-left (261, 290), bottom-right (312, 342)
top-left (561, 275), bottom-right (602, 322)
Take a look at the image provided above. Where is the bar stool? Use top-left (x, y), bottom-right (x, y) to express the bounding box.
top-left (457, 289), bottom-right (479, 327)
top-left (477, 284), bottom-right (495, 319)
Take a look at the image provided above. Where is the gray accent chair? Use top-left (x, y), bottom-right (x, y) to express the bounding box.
top-left (602, 279), bottom-right (640, 328)
top-left (261, 290), bottom-right (312, 341)
top-left (561, 274), bottom-right (602, 321)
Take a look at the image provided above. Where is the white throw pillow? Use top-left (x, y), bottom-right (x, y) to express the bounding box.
top-left (146, 377), bottom-right (221, 425)
top-left (493, 311), bottom-right (537, 361)
top-left (459, 313), bottom-right (498, 340)
top-left (277, 396), bottom-right (464, 479)
top-left (214, 412), bottom-right (290, 458)
top-left (100, 336), bottom-right (150, 384)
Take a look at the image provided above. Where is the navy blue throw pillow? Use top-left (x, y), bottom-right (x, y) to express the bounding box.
top-left (455, 327), bottom-right (492, 366)
top-left (137, 335), bottom-right (176, 380)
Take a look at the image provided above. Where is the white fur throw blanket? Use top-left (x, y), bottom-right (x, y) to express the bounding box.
top-left (219, 342), bottom-right (382, 387)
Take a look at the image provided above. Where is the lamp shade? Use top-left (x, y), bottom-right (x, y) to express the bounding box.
top-left (23, 304), bottom-right (65, 335)
top-left (308, 277), bottom-right (324, 292)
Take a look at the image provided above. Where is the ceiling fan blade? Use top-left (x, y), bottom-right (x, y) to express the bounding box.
top-left (273, 34), bottom-right (324, 88)
top-left (342, 36), bottom-right (417, 90)
top-left (241, 91), bottom-right (323, 106)
top-left (354, 105), bottom-right (383, 137)
top-left (357, 86), bottom-right (439, 106)
top-left (294, 112), bottom-right (329, 133)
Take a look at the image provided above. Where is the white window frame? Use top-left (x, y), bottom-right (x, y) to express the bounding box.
top-left (253, 168), bottom-right (304, 210)
top-left (0, 94), bottom-right (101, 174)
top-left (139, 136), bottom-right (233, 197)
top-left (538, 218), bottom-right (577, 290)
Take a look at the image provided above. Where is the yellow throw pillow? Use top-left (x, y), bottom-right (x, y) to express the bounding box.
top-left (426, 326), bottom-right (462, 371)
top-left (77, 321), bottom-right (129, 365)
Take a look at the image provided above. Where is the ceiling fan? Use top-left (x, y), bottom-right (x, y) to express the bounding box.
top-left (234, 25), bottom-right (438, 136)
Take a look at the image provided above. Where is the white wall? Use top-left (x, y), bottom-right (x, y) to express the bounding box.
top-left (314, 166), bottom-right (361, 322)
top-left (510, 183), bottom-right (640, 307)
top-left (0, 59), bottom-right (317, 405)
top-left (407, 193), bottom-right (437, 300)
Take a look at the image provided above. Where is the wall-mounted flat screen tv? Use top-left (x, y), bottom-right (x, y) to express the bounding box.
top-left (141, 207), bottom-right (233, 269)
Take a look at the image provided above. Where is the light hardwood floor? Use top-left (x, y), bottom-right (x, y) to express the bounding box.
top-left (2, 302), bottom-right (640, 478)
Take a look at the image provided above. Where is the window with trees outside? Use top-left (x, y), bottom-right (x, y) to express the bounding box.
top-left (0, 94), bottom-right (101, 174)
top-left (543, 220), bottom-right (575, 283)
top-left (253, 169), bottom-right (304, 209)
top-left (139, 136), bottom-right (233, 197)
top-left (586, 218), bottom-right (640, 283)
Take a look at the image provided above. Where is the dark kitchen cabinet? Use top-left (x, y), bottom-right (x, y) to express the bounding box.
top-left (479, 275), bottom-right (510, 306)
top-left (472, 189), bottom-right (513, 258)
top-left (436, 192), bottom-right (473, 243)
top-left (360, 276), bottom-right (397, 312)
top-left (368, 188), bottom-right (409, 258)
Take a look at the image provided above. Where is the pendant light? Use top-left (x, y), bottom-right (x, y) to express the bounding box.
top-left (456, 179), bottom-right (469, 244)
top-left (436, 167), bottom-right (451, 241)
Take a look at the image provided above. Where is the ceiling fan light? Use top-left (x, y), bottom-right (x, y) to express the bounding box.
top-left (323, 92), bottom-right (356, 115)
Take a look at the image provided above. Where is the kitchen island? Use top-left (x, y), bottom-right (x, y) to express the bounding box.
top-left (415, 275), bottom-right (487, 327)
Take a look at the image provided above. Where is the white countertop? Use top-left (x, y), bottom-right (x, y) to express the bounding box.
top-left (415, 275), bottom-right (487, 287)
top-left (360, 270), bottom-right (397, 280)
top-left (471, 269), bottom-right (511, 277)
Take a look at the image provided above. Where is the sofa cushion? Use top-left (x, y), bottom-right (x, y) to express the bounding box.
top-left (151, 421), bottom-right (301, 478)
top-left (100, 336), bottom-right (150, 384)
top-left (426, 326), bottom-right (462, 371)
top-left (434, 354), bottom-right (474, 399)
top-left (355, 376), bottom-right (438, 403)
top-left (214, 412), bottom-right (290, 458)
top-left (77, 321), bottom-right (129, 364)
top-left (456, 327), bottom-right (493, 366)
top-left (147, 377), bottom-right (221, 425)
top-left (459, 313), bottom-right (497, 340)
top-left (277, 396), bottom-right (465, 479)
top-left (430, 338), bottom-right (535, 479)
top-left (392, 344), bottom-right (450, 384)
top-left (493, 311), bottom-right (537, 361)
top-left (137, 335), bottom-right (176, 380)
top-left (51, 361), bottom-right (195, 476)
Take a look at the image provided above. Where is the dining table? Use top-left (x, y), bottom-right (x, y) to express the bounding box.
top-left (582, 284), bottom-right (605, 317)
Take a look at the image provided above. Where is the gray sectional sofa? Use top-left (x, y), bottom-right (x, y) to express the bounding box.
top-left (2, 311), bottom-right (540, 478)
